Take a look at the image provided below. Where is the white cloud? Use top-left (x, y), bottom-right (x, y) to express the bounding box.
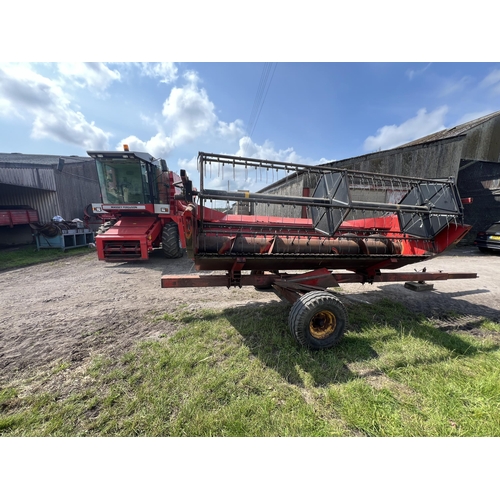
top-left (31, 112), bottom-right (110, 150)
top-left (175, 155), bottom-right (233, 191)
top-left (57, 63), bottom-right (120, 94)
top-left (0, 63), bottom-right (65, 108)
top-left (162, 74), bottom-right (217, 142)
top-left (139, 112), bottom-right (157, 127)
top-left (479, 68), bottom-right (500, 94)
top-left (175, 137), bottom-right (330, 193)
top-left (236, 136), bottom-right (317, 165)
top-left (178, 156), bottom-right (197, 171)
top-left (116, 69), bottom-right (324, 177)
top-left (406, 63), bottom-right (432, 81)
top-left (0, 63), bottom-right (111, 150)
top-left (139, 63), bottom-right (178, 84)
top-left (439, 76), bottom-right (473, 97)
top-left (121, 71), bottom-right (244, 158)
top-left (183, 70), bottom-right (199, 84)
top-left (217, 119), bottom-right (245, 140)
top-left (117, 133), bottom-right (175, 158)
top-left (317, 157), bottom-right (335, 164)
top-left (163, 71), bottom-right (244, 145)
top-left (363, 107), bottom-right (448, 152)
top-left (0, 97), bottom-right (15, 116)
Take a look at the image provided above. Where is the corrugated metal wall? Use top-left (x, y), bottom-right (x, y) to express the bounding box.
top-left (53, 160), bottom-right (101, 220)
top-left (0, 165), bottom-right (56, 190)
top-left (0, 158), bottom-right (100, 225)
top-left (254, 171), bottom-right (319, 218)
top-left (0, 183), bottom-right (60, 222)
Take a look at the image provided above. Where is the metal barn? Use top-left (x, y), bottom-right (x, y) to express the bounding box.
top-left (0, 153), bottom-right (100, 246)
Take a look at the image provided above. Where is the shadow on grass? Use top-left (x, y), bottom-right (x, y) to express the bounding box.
top-left (362, 283), bottom-right (500, 322)
top-left (220, 296), bottom-right (500, 388)
top-left (346, 298), bottom-right (500, 359)
top-left (221, 301), bottom-right (378, 388)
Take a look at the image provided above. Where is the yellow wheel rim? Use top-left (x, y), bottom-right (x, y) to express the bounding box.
top-left (309, 310), bottom-right (337, 339)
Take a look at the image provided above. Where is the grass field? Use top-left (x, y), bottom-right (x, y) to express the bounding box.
top-left (0, 244), bottom-right (93, 271)
top-left (1, 298), bottom-right (499, 437)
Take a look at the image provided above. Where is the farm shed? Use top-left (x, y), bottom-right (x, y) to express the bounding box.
top-left (257, 110), bottom-right (500, 243)
top-left (0, 153), bottom-right (99, 246)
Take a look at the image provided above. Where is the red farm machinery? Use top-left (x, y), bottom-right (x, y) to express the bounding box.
top-left (161, 152), bottom-right (478, 350)
top-left (87, 147), bottom-right (194, 262)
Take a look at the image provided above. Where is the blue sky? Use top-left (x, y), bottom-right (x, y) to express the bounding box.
top-left (1, 62), bottom-right (499, 169)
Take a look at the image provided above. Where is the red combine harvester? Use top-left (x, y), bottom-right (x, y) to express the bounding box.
top-left (160, 152), bottom-right (478, 349)
top-left (87, 146), bottom-right (194, 262)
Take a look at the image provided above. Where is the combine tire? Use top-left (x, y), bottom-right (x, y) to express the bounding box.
top-left (162, 222), bottom-right (184, 259)
top-left (288, 291), bottom-right (347, 349)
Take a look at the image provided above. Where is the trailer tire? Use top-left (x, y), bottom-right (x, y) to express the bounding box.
top-left (162, 222), bottom-right (184, 259)
top-left (288, 291), bottom-right (347, 349)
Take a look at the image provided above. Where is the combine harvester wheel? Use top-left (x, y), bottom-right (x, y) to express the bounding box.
top-left (162, 222), bottom-right (184, 259)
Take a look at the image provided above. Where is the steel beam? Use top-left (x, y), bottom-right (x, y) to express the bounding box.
top-left (161, 270), bottom-right (478, 289)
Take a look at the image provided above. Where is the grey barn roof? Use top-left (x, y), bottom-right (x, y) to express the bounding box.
top-left (398, 110), bottom-right (500, 148)
top-left (0, 153), bottom-right (92, 166)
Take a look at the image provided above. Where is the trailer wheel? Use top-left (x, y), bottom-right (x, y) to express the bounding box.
top-left (288, 291), bottom-right (347, 349)
top-left (162, 222), bottom-right (184, 259)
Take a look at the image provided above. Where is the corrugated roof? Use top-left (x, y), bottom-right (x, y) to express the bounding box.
top-left (0, 153), bottom-right (91, 166)
top-left (399, 110), bottom-right (500, 148)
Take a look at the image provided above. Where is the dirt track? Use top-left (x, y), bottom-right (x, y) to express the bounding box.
top-left (1, 246), bottom-right (499, 384)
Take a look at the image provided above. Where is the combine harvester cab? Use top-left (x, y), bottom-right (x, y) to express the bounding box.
top-left (162, 152), bottom-right (477, 349)
top-left (87, 147), bottom-right (193, 262)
